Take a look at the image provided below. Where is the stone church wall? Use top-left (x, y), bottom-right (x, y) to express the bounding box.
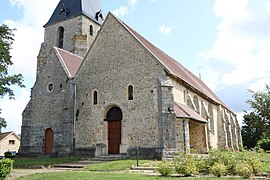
top-left (20, 50), bottom-right (74, 156)
top-left (74, 14), bottom-right (175, 159)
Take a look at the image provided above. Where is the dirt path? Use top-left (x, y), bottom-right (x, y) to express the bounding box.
top-left (9, 168), bottom-right (71, 179)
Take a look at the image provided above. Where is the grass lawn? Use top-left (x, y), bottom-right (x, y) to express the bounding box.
top-left (13, 157), bottom-right (81, 166)
top-left (84, 159), bottom-right (153, 171)
top-left (17, 171), bottom-right (245, 180)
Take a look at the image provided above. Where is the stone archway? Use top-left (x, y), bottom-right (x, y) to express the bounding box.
top-left (44, 128), bottom-right (53, 154)
top-left (105, 107), bottom-right (123, 154)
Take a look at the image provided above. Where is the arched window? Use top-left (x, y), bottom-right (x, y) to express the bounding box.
top-left (128, 85), bottom-right (133, 100)
top-left (90, 25), bottom-right (93, 36)
top-left (58, 26), bottom-right (64, 48)
top-left (93, 90), bottom-right (98, 105)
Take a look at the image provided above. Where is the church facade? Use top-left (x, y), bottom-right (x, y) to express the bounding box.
top-left (19, 0), bottom-right (242, 159)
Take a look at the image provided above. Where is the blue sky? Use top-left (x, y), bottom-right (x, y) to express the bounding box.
top-left (1, 0), bottom-right (270, 134)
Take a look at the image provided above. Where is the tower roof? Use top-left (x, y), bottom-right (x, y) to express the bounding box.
top-left (44, 0), bottom-right (104, 28)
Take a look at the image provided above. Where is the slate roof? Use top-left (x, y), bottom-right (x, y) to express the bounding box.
top-left (114, 13), bottom-right (231, 112)
top-left (54, 47), bottom-right (83, 78)
top-left (44, 0), bottom-right (104, 27)
top-left (174, 102), bottom-right (207, 123)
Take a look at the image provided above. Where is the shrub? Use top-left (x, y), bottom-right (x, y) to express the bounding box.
top-left (4, 151), bottom-right (14, 158)
top-left (0, 158), bottom-right (13, 179)
top-left (235, 163), bottom-right (253, 178)
top-left (174, 154), bottom-right (198, 176)
top-left (210, 163), bottom-right (227, 177)
top-left (256, 138), bottom-right (270, 151)
top-left (157, 160), bottom-right (172, 176)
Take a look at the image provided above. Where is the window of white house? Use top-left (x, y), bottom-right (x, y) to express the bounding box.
top-left (9, 140), bottom-right (15, 146)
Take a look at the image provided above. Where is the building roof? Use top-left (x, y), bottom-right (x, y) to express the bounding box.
top-left (54, 47), bottom-right (83, 78)
top-left (0, 132), bottom-right (20, 143)
top-left (114, 13), bottom-right (231, 112)
top-left (44, 0), bottom-right (104, 27)
top-left (174, 102), bottom-right (208, 123)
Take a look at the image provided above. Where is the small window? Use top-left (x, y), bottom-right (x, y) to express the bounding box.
top-left (128, 85), bottom-right (133, 100)
top-left (90, 25), bottom-right (93, 36)
top-left (93, 90), bottom-right (98, 105)
top-left (47, 83), bottom-right (54, 92)
top-left (58, 26), bottom-right (64, 48)
top-left (9, 140), bottom-right (15, 146)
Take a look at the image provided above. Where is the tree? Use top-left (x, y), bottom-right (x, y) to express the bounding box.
top-left (0, 24), bottom-right (25, 132)
top-left (241, 85), bottom-right (270, 148)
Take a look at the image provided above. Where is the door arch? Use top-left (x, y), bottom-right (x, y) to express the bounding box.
top-left (105, 107), bottom-right (123, 154)
top-left (45, 128), bottom-right (54, 154)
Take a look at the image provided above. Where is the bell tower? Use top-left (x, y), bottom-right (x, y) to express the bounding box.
top-left (37, 0), bottom-right (104, 76)
top-left (44, 0), bottom-right (104, 56)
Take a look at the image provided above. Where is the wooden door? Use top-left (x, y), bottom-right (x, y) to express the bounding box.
top-left (45, 128), bottom-right (53, 154)
top-left (108, 121), bottom-right (121, 154)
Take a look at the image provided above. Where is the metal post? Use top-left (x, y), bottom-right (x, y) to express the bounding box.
top-left (73, 80), bottom-right (76, 151)
top-left (136, 147), bottom-right (139, 167)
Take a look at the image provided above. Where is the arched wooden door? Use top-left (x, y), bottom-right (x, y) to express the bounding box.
top-left (45, 128), bottom-right (53, 154)
top-left (106, 107), bottom-right (123, 154)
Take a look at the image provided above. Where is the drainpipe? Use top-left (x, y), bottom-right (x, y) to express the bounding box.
top-left (72, 80), bottom-right (77, 151)
top-left (183, 119), bottom-right (186, 154)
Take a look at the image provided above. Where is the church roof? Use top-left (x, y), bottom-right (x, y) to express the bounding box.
top-left (54, 47), bottom-right (83, 78)
top-left (115, 13), bottom-right (231, 112)
top-left (44, 0), bottom-right (104, 27)
top-left (174, 102), bottom-right (207, 123)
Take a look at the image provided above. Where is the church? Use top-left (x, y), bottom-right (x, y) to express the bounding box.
top-left (19, 0), bottom-right (242, 159)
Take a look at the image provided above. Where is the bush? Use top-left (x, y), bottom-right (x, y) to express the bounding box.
top-left (0, 158), bottom-right (13, 179)
top-left (235, 163), bottom-right (253, 178)
top-left (256, 138), bottom-right (270, 151)
top-left (174, 154), bottom-right (198, 176)
top-left (157, 160), bottom-right (172, 176)
top-left (4, 151), bottom-right (16, 159)
top-left (210, 163), bottom-right (227, 177)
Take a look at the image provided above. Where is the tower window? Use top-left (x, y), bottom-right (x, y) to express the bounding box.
top-left (128, 85), bottom-right (133, 100)
top-left (93, 90), bottom-right (98, 105)
top-left (58, 26), bottom-right (64, 48)
top-left (90, 25), bottom-right (93, 36)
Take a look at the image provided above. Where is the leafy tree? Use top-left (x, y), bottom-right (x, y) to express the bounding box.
top-left (241, 111), bottom-right (263, 149)
top-left (242, 85), bottom-right (270, 148)
top-left (0, 24), bottom-right (25, 132)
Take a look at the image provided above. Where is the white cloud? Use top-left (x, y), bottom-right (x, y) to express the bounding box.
top-left (159, 24), bottom-right (173, 35)
top-left (0, 89), bottom-right (30, 134)
top-left (112, 6), bottom-right (129, 17)
top-left (129, 0), bottom-right (139, 7)
top-left (0, 0), bottom-right (58, 133)
top-left (200, 0), bottom-right (270, 90)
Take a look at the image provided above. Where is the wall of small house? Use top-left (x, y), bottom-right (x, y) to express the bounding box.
top-left (0, 134), bottom-right (20, 156)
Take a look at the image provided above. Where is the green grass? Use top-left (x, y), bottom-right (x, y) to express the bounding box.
top-left (13, 157), bottom-right (81, 166)
top-left (84, 159), bottom-right (152, 171)
top-left (17, 171), bottom-right (245, 180)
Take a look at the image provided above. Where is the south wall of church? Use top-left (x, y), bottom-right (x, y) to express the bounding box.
top-left (171, 78), bottom-right (241, 150)
top-left (20, 50), bottom-right (74, 156)
top-left (74, 14), bottom-right (175, 158)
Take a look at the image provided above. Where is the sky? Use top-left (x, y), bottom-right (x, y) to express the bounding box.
top-left (0, 0), bottom-right (270, 134)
